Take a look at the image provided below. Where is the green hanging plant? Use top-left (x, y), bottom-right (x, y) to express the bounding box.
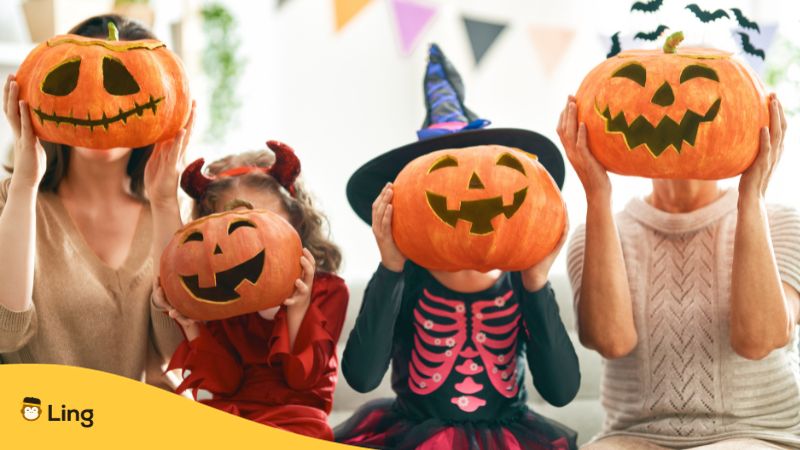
top-left (201, 3), bottom-right (245, 142)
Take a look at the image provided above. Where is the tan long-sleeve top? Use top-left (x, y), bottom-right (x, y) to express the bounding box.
top-left (0, 178), bottom-right (184, 386)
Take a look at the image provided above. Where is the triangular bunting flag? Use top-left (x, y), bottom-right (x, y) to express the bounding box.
top-left (334, 0), bottom-right (373, 32)
top-left (732, 23), bottom-right (778, 75)
top-left (530, 26), bottom-right (575, 76)
top-left (462, 16), bottom-right (507, 65)
top-left (389, 0), bottom-right (438, 56)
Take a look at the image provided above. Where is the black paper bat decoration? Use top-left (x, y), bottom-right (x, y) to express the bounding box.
top-left (736, 32), bottom-right (765, 59)
top-left (631, 0), bottom-right (663, 13)
top-left (685, 4), bottom-right (730, 23)
top-left (607, 32), bottom-right (621, 58)
top-left (635, 25), bottom-right (669, 41)
top-left (731, 8), bottom-right (760, 32)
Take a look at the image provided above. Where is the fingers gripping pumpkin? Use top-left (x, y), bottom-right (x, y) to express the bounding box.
top-left (159, 208), bottom-right (303, 321)
top-left (576, 32), bottom-right (768, 179)
top-left (392, 145), bottom-right (566, 272)
top-left (15, 22), bottom-right (190, 149)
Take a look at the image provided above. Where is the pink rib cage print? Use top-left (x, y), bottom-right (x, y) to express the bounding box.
top-left (409, 288), bottom-right (521, 413)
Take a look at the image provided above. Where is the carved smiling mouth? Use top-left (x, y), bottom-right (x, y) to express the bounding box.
top-left (33, 95), bottom-right (164, 131)
top-left (595, 98), bottom-right (721, 157)
top-left (426, 188), bottom-right (528, 235)
top-left (180, 250), bottom-right (265, 303)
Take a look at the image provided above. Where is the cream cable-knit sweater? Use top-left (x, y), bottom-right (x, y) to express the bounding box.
top-left (568, 189), bottom-right (800, 448)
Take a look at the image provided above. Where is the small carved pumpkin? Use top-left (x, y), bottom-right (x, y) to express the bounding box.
top-left (159, 208), bottom-right (302, 321)
top-left (15, 23), bottom-right (190, 149)
top-left (392, 145), bottom-right (565, 272)
top-left (576, 33), bottom-right (768, 179)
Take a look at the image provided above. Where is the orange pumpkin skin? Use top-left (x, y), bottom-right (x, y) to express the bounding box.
top-left (159, 209), bottom-right (302, 321)
top-left (392, 145), bottom-right (566, 272)
top-left (576, 47), bottom-right (768, 179)
top-left (15, 33), bottom-right (190, 149)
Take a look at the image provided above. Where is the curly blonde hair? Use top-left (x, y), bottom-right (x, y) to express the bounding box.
top-left (194, 150), bottom-right (342, 273)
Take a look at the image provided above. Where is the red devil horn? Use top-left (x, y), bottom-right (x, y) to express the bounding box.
top-left (180, 158), bottom-right (214, 200)
top-left (266, 140), bottom-right (301, 196)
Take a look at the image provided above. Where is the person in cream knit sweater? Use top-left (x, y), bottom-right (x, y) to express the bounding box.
top-left (558, 93), bottom-right (800, 449)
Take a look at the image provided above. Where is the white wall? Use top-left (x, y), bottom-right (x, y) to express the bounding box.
top-left (1, 0), bottom-right (798, 283)
top-left (201, 0), bottom-right (800, 281)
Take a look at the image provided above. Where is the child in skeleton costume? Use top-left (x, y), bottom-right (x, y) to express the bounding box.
top-left (163, 142), bottom-right (348, 440)
top-left (335, 44), bottom-right (580, 450)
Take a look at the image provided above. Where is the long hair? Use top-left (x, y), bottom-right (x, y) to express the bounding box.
top-left (195, 151), bottom-right (343, 274)
top-left (19, 14), bottom-right (158, 200)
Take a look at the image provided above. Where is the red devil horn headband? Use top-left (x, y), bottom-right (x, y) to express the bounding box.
top-left (180, 140), bottom-right (302, 201)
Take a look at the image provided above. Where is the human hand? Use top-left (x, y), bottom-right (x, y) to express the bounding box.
top-left (557, 95), bottom-right (610, 203)
top-left (144, 102), bottom-right (196, 207)
top-left (4, 75), bottom-right (46, 191)
top-left (372, 183), bottom-right (406, 272)
top-left (739, 94), bottom-right (786, 201)
top-left (520, 211), bottom-right (570, 292)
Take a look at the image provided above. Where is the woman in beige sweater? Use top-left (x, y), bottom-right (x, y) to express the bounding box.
top-left (0, 15), bottom-right (188, 387)
top-left (559, 92), bottom-right (800, 449)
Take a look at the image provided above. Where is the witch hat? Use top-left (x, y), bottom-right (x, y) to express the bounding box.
top-left (346, 43), bottom-right (564, 224)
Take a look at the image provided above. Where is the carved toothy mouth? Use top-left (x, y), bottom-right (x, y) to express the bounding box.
top-left (426, 188), bottom-right (528, 235)
top-left (180, 250), bottom-right (265, 303)
top-left (595, 98), bottom-right (721, 157)
top-left (33, 95), bottom-right (164, 131)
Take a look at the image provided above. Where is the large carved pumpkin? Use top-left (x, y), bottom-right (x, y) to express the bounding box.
top-left (392, 145), bottom-right (565, 272)
top-left (576, 33), bottom-right (768, 179)
top-left (15, 23), bottom-right (190, 150)
top-left (160, 208), bottom-right (302, 321)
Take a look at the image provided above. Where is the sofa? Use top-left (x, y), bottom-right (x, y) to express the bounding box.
top-left (328, 273), bottom-right (605, 446)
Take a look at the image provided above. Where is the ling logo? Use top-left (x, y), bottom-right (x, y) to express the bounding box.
top-left (19, 396), bottom-right (94, 428)
top-left (21, 397), bottom-right (42, 421)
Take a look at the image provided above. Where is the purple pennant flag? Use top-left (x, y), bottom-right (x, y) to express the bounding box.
top-left (389, 0), bottom-right (438, 56)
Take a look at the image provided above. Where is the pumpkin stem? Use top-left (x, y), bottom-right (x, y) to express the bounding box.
top-left (224, 199), bottom-right (254, 211)
top-left (107, 22), bottom-right (119, 41)
top-left (663, 31), bottom-right (684, 54)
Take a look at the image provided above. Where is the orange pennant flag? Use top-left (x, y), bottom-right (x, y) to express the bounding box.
top-left (334, 0), bottom-right (373, 31)
top-left (529, 26), bottom-right (575, 77)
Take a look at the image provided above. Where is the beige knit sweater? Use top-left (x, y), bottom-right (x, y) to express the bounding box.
top-left (0, 178), bottom-right (184, 386)
top-left (568, 189), bottom-right (800, 448)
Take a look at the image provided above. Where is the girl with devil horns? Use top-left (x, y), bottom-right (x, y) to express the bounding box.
top-left (155, 141), bottom-right (348, 441)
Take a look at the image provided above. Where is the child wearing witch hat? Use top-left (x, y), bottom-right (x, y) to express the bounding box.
top-left (335, 44), bottom-right (580, 450)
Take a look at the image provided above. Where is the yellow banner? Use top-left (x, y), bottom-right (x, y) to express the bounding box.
top-left (0, 364), bottom-right (358, 449)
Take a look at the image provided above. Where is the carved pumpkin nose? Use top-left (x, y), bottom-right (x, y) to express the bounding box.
top-left (651, 81), bottom-right (674, 107)
top-left (468, 172), bottom-right (485, 189)
top-left (214, 244), bottom-right (223, 255)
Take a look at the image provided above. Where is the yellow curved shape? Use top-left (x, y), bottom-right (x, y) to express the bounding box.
top-left (0, 364), bottom-right (359, 449)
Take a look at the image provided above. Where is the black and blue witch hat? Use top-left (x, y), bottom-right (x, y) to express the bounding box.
top-left (347, 44), bottom-right (564, 224)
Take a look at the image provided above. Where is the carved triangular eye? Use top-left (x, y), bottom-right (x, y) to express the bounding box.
top-left (183, 231), bottom-right (204, 243)
top-left (103, 56), bottom-right (140, 95)
top-left (496, 153), bottom-right (526, 175)
top-left (429, 155), bottom-right (458, 173)
top-left (42, 58), bottom-right (81, 96)
top-left (228, 220), bottom-right (255, 234)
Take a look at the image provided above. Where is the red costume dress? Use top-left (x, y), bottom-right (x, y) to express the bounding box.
top-left (168, 272), bottom-right (348, 440)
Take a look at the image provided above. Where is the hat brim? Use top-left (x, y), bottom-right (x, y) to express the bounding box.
top-left (346, 128), bottom-right (565, 224)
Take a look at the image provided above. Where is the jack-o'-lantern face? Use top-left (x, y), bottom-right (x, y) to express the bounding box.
top-left (392, 145), bottom-right (565, 272)
top-left (576, 44), bottom-right (768, 179)
top-left (15, 23), bottom-right (191, 150)
top-left (159, 208), bottom-right (302, 321)
top-left (424, 152), bottom-right (529, 235)
top-left (597, 61), bottom-right (722, 157)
